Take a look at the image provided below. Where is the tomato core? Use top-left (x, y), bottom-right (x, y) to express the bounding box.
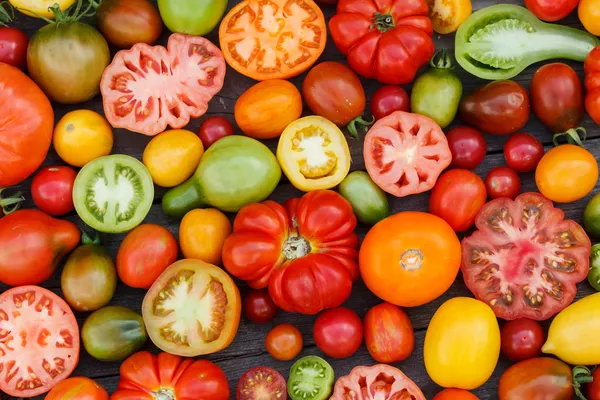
top-left (155, 388), bottom-right (175, 400)
top-left (283, 235), bottom-right (312, 260)
top-left (292, 127), bottom-right (339, 179)
top-left (400, 249), bottom-right (423, 271)
top-left (373, 13), bottom-right (395, 33)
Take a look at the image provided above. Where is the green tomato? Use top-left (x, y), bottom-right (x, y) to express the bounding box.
top-left (158, 0), bottom-right (228, 36)
top-left (288, 356), bottom-right (334, 400)
top-left (338, 171), bottom-right (389, 225)
top-left (589, 244), bottom-right (600, 292)
top-left (584, 192), bottom-right (600, 238)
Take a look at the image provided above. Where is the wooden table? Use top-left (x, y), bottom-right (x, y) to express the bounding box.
top-left (4, 0), bottom-right (599, 398)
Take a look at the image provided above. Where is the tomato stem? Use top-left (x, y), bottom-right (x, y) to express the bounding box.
top-left (0, 1), bottom-right (14, 26)
top-left (0, 187), bottom-right (24, 216)
top-left (553, 127), bottom-right (587, 147)
top-left (573, 365), bottom-right (592, 400)
top-left (32, 0), bottom-right (100, 25)
top-left (347, 116), bottom-right (375, 139)
top-left (370, 12), bottom-right (395, 33)
top-left (430, 49), bottom-right (454, 69)
top-left (282, 235), bottom-right (311, 260)
top-left (81, 229), bottom-right (101, 245)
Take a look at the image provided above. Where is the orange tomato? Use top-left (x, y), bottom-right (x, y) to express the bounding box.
top-left (45, 377), bottom-right (109, 400)
top-left (432, 389), bottom-right (480, 400)
top-left (180, 208), bottom-right (232, 265)
top-left (359, 211), bottom-right (461, 307)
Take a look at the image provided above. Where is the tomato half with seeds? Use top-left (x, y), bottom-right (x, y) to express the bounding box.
top-left (364, 111), bottom-right (452, 198)
top-left (0, 286), bottom-right (79, 397)
top-left (219, 0), bottom-right (327, 81)
top-left (237, 367), bottom-right (286, 400)
top-left (142, 259), bottom-right (241, 356)
top-left (461, 192), bottom-right (591, 321)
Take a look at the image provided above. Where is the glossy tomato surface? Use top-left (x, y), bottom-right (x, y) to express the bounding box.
top-left (589, 367), bottom-right (600, 400)
top-left (45, 377), bottom-right (108, 400)
top-left (446, 126), bottom-right (487, 170)
top-left (179, 208), bottom-right (232, 265)
top-left (364, 302), bottom-right (414, 363)
top-left (433, 389), bottom-right (480, 400)
top-left (504, 132), bottom-right (544, 173)
top-left (500, 319), bottom-right (545, 361)
top-left (498, 357), bottom-right (575, 400)
top-left (198, 116), bottom-right (234, 148)
top-left (427, 0), bottom-right (472, 34)
top-left (265, 324), bottom-right (303, 361)
top-left (525, 0), bottom-right (579, 21)
top-left (370, 85), bottom-right (410, 120)
top-left (585, 46), bottom-right (600, 125)
top-left (243, 289), bottom-right (279, 324)
top-left (0, 26), bottom-right (28, 69)
top-left (485, 166), bottom-right (521, 200)
top-left (31, 166), bottom-right (77, 216)
top-left (313, 307), bottom-right (363, 359)
top-left (237, 367), bottom-right (286, 400)
top-left (96, 0), bottom-right (162, 48)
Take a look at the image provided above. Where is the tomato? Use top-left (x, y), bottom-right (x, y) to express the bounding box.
top-left (288, 356), bottom-right (334, 400)
top-left (243, 289), bottom-right (279, 324)
top-left (180, 208), bottom-right (231, 265)
top-left (0, 286), bottom-right (79, 397)
top-left (329, 0), bottom-right (434, 85)
top-left (338, 171), bottom-right (390, 225)
top-left (461, 192), bottom-right (591, 321)
top-left (588, 367), bottom-right (600, 400)
top-left (158, 0), bottom-right (226, 36)
top-left (579, 0), bottom-right (600, 36)
top-left (112, 351), bottom-right (230, 400)
top-left (0, 209), bottom-right (79, 286)
top-left (525, 0), bottom-right (579, 21)
top-left (364, 302), bottom-right (414, 363)
top-left (459, 80), bottom-right (530, 135)
top-left (535, 144), bottom-right (598, 203)
top-left (219, 0), bottom-right (326, 80)
top-left (364, 111), bottom-right (452, 197)
top-left (313, 307), bottom-right (363, 359)
top-left (503, 132), bottom-right (544, 173)
top-left (500, 318), bottom-right (544, 362)
top-left (370, 85), bottom-right (410, 120)
top-left (0, 27), bottom-right (28, 69)
top-left (101, 33), bottom-right (225, 136)
top-left (425, 297), bottom-right (500, 390)
top-left (485, 166), bottom-right (521, 200)
top-left (223, 190), bottom-right (358, 314)
top-left (9, 0), bottom-right (75, 19)
top-left (432, 389), bottom-right (479, 400)
top-left (31, 166), bottom-right (77, 216)
top-left (427, 0), bottom-right (472, 34)
top-left (143, 259), bottom-right (241, 356)
top-left (235, 80), bottom-right (303, 139)
top-left (116, 224), bottom-right (178, 289)
top-left (237, 367), bottom-right (286, 400)
top-left (360, 211), bottom-right (461, 307)
top-left (198, 116), bottom-right (234, 148)
top-left (0, 63), bottom-right (53, 187)
top-left (265, 323), bottom-right (303, 361)
top-left (45, 377), bottom-right (108, 400)
top-left (97, 0), bottom-right (162, 49)
top-left (584, 46), bottom-right (600, 125)
top-left (446, 126), bottom-right (487, 170)
top-left (585, 194), bottom-right (600, 238)
top-left (429, 169), bottom-right (487, 232)
top-left (277, 116), bottom-right (351, 192)
top-left (331, 365), bottom-right (425, 400)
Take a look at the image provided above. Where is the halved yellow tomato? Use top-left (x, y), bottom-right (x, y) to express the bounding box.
top-left (277, 116), bottom-right (351, 192)
top-left (9, 0), bottom-right (76, 18)
top-left (427, 0), bottom-right (473, 34)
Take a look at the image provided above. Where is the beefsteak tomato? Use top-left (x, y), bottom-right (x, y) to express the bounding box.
top-left (329, 0), bottom-right (434, 85)
top-left (585, 46), bottom-right (600, 125)
top-left (223, 190), bottom-right (359, 315)
top-left (461, 192), bottom-right (591, 321)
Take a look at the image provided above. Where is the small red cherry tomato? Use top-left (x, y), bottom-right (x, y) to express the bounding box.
top-left (198, 116), bottom-right (234, 148)
top-left (265, 324), bottom-right (303, 361)
top-left (242, 289), bottom-right (279, 324)
top-left (370, 86), bottom-right (410, 120)
top-left (446, 126), bottom-right (487, 170)
top-left (524, 0), bottom-right (579, 22)
top-left (313, 307), bottom-right (363, 359)
top-left (500, 318), bottom-right (545, 362)
top-left (0, 27), bottom-right (29, 70)
top-left (31, 166), bottom-right (77, 216)
top-left (504, 132), bottom-right (545, 173)
top-left (588, 367), bottom-right (600, 400)
top-left (485, 166), bottom-right (521, 200)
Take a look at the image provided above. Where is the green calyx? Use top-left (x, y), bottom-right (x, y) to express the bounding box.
top-left (370, 12), bottom-right (395, 33)
top-left (430, 49), bottom-right (454, 70)
top-left (572, 365), bottom-right (593, 400)
top-left (347, 116), bottom-right (375, 139)
top-left (0, 187), bottom-right (24, 216)
top-left (0, 1), bottom-right (14, 26)
top-left (553, 127), bottom-right (587, 147)
top-left (81, 229), bottom-right (101, 245)
top-left (24, 0), bottom-right (100, 25)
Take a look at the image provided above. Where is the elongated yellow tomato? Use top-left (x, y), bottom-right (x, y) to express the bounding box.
top-left (9, 0), bottom-right (76, 18)
top-left (427, 0), bottom-right (472, 34)
top-left (542, 292), bottom-right (600, 365)
top-left (424, 297), bottom-right (500, 390)
top-left (277, 116), bottom-right (351, 192)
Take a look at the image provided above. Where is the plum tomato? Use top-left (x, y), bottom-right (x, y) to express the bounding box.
top-left (265, 324), bottom-right (303, 361)
top-left (237, 367), bottom-right (286, 400)
top-left (331, 365), bottom-right (425, 400)
top-left (446, 126), bottom-right (487, 170)
top-left (0, 26), bottom-right (28, 69)
top-left (485, 166), bottom-right (521, 200)
top-left (370, 85), bottom-right (410, 120)
top-left (364, 302), bottom-right (414, 363)
top-left (45, 377), bottom-right (108, 400)
top-left (500, 318), bottom-right (545, 362)
top-left (525, 0), bottom-right (579, 21)
top-left (96, 0), bottom-right (162, 49)
top-left (198, 116), bottom-right (234, 148)
top-left (461, 192), bottom-right (591, 320)
top-left (180, 208), bottom-right (232, 265)
top-left (433, 389), bottom-right (480, 400)
top-left (243, 289), bottom-right (279, 324)
top-left (313, 307), bottom-right (363, 359)
top-left (31, 166), bottom-right (77, 216)
top-left (504, 132), bottom-right (544, 173)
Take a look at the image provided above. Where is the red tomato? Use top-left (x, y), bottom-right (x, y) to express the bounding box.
top-left (116, 224), bottom-right (178, 289)
top-left (112, 351), bottom-right (229, 400)
top-left (265, 324), bottom-right (303, 361)
top-left (242, 289), bottom-right (279, 324)
top-left (329, 0), bottom-right (434, 85)
top-left (429, 169), bottom-right (487, 232)
top-left (504, 132), bottom-right (545, 173)
top-left (370, 85), bottom-right (410, 120)
top-left (461, 192), bottom-right (591, 320)
top-left (588, 367), bottom-right (600, 400)
top-left (584, 46), bottom-right (600, 125)
top-left (0, 286), bottom-right (79, 397)
top-left (31, 166), bottom-right (77, 216)
top-left (524, 0), bottom-right (579, 21)
top-left (364, 111), bottom-right (452, 197)
top-left (313, 307), bottom-right (363, 359)
top-left (198, 116), bottom-right (234, 148)
top-left (433, 389), bottom-right (480, 400)
top-left (485, 167), bottom-right (521, 200)
top-left (446, 126), bottom-right (487, 170)
top-left (500, 319), bottom-right (545, 362)
top-left (0, 27), bottom-right (29, 69)
top-left (223, 190), bottom-right (359, 315)
top-left (96, 0), bottom-right (162, 49)
top-left (100, 33), bottom-right (225, 136)
top-left (364, 302), bottom-right (414, 363)
top-left (45, 377), bottom-right (108, 400)
top-left (236, 367), bottom-right (286, 400)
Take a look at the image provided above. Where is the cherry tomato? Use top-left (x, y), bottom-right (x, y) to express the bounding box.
top-left (504, 132), bottom-right (545, 173)
top-left (364, 302), bottom-right (414, 363)
top-left (446, 126), bottom-right (487, 169)
top-left (31, 166), bottom-right (77, 216)
top-left (198, 116), bottom-right (234, 148)
top-left (313, 307), bottom-right (363, 359)
top-left (433, 389), bottom-right (480, 400)
top-left (0, 27), bottom-right (29, 69)
top-left (236, 367), bottom-right (286, 400)
top-left (242, 289), bottom-right (279, 324)
top-left (485, 167), bottom-right (521, 200)
top-left (265, 324), bottom-right (303, 361)
top-left (500, 319), bottom-right (545, 362)
top-left (525, 0), bottom-right (579, 21)
top-left (588, 367), bottom-right (600, 400)
top-left (370, 86), bottom-right (410, 120)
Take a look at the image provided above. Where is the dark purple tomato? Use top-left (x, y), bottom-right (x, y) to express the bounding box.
top-left (504, 132), bottom-right (545, 173)
top-left (500, 318), bottom-right (545, 362)
top-left (370, 86), bottom-right (410, 120)
top-left (446, 126), bottom-right (487, 169)
top-left (485, 166), bottom-right (521, 200)
top-left (243, 289), bottom-right (279, 323)
top-left (31, 166), bottom-right (77, 216)
top-left (198, 116), bottom-right (235, 148)
top-left (96, 0), bottom-right (163, 49)
top-left (0, 27), bottom-right (29, 70)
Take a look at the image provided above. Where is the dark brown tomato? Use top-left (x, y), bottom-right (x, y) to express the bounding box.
top-left (236, 367), bottom-right (286, 400)
top-left (485, 166), bottom-right (521, 200)
top-left (498, 358), bottom-right (574, 399)
top-left (96, 0), bottom-right (163, 49)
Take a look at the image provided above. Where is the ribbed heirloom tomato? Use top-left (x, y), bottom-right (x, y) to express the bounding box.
top-left (585, 46), bottom-right (600, 125)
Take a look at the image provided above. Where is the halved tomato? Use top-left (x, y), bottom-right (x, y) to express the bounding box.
top-left (0, 286), bottom-right (80, 397)
top-left (237, 366), bottom-right (286, 400)
top-left (461, 192), bottom-right (591, 321)
top-left (142, 259), bottom-right (241, 356)
top-left (100, 33), bottom-right (225, 136)
top-left (219, 0), bottom-right (327, 81)
top-left (364, 111), bottom-right (452, 198)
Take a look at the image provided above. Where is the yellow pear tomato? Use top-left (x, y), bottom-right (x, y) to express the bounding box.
top-left (9, 0), bottom-right (76, 19)
top-left (179, 208), bottom-right (232, 265)
top-left (427, 0), bottom-right (472, 34)
top-left (424, 297), bottom-right (500, 390)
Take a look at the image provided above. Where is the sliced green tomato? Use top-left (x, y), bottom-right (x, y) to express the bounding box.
top-left (73, 155), bottom-right (154, 233)
top-left (288, 356), bottom-right (334, 400)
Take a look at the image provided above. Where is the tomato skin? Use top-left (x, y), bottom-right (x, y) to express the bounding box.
top-left (9, 0), bottom-right (76, 19)
top-left (198, 116), bottom-right (234, 148)
top-left (180, 208), bottom-right (232, 265)
top-left (579, 0), bottom-right (600, 36)
top-left (498, 358), bottom-right (575, 399)
top-left (236, 367), bottom-right (286, 400)
top-left (158, 0), bottom-right (227, 36)
top-left (427, 0), bottom-right (473, 34)
top-left (432, 389), bottom-right (479, 400)
top-left (584, 46), bottom-right (600, 125)
top-left (313, 307), bottom-right (363, 359)
top-left (503, 132), bottom-right (544, 173)
top-left (446, 126), bottom-right (487, 170)
top-left (265, 324), bottom-right (303, 361)
top-left (45, 377), bottom-right (108, 400)
top-left (243, 289), bottom-right (280, 323)
top-left (588, 368), bottom-right (600, 400)
top-left (0, 27), bottom-right (29, 69)
top-left (31, 166), bottom-right (77, 216)
top-left (364, 302), bottom-right (414, 363)
top-left (500, 319), bottom-right (544, 362)
top-left (97, 0), bottom-right (162, 48)
top-left (485, 166), bottom-right (521, 200)
top-left (524, 0), bottom-right (579, 21)
top-left (370, 85), bottom-right (410, 120)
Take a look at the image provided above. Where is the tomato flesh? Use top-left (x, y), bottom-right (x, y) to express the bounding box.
top-left (237, 366), bottom-right (286, 400)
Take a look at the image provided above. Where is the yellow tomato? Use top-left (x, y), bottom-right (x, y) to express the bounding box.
top-left (53, 110), bottom-right (113, 167)
top-left (142, 129), bottom-right (204, 188)
top-left (579, 0), bottom-right (600, 36)
top-left (427, 0), bottom-right (472, 34)
top-left (180, 208), bottom-right (232, 265)
top-left (424, 297), bottom-right (500, 390)
top-left (277, 116), bottom-right (351, 192)
top-left (542, 292), bottom-right (600, 365)
top-left (535, 144), bottom-right (598, 203)
top-left (9, 0), bottom-right (76, 18)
